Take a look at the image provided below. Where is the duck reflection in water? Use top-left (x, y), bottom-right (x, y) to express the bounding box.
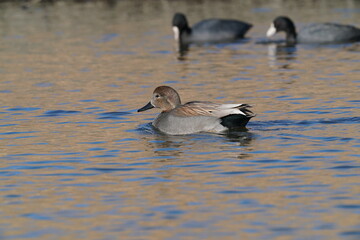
top-left (267, 43), bottom-right (297, 69)
top-left (138, 127), bottom-right (254, 158)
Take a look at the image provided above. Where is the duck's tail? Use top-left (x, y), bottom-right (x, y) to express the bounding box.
top-left (220, 104), bottom-right (255, 129)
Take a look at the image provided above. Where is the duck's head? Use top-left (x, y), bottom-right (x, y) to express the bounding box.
top-left (172, 13), bottom-right (191, 41)
top-left (267, 16), bottom-right (297, 42)
top-left (138, 86), bottom-right (181, 112)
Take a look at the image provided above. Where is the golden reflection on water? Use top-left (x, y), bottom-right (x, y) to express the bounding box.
top-left (1, 0), bottom-right (360, 239)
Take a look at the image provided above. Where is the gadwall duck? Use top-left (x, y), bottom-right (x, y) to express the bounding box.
top-left (266, 16), bottom-right (360, 44)
top-left (172, 12), bottom-right (252, 45)
top-left (137, 86), bottom-right (255, 135)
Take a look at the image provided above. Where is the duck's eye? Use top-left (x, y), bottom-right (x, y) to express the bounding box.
top-left (155, 94), bottom-right (160, 98)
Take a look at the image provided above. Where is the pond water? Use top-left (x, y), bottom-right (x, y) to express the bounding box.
top-left (0, 0), bottom-right (359, 239)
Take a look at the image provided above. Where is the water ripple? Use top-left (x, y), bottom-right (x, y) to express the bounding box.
top-left (97, 111), bottom-right (131, 119)
top-left (7, 107), bottom-right (41, 111)
top-left (83, 167), bottom-right (138, 172)
top-left (252, 117), bottom-right (360, 128)
top-left (38, 110), bottom-right (81, 117)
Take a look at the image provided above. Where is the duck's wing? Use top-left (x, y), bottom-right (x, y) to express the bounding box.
top-left (172, 101), bottom-right (255, 118)
top-left (193, 19), bottom-right (252, 33)
top-left (300, 23), bottom-right (360, 43)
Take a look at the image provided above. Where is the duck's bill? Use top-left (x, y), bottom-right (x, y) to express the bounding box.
top-left (137, 102), bottom-right (154, 112)
top-left (172, 26), bottom-right (180, 41)
top-left (266, 23), bottom-right (276, 37)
